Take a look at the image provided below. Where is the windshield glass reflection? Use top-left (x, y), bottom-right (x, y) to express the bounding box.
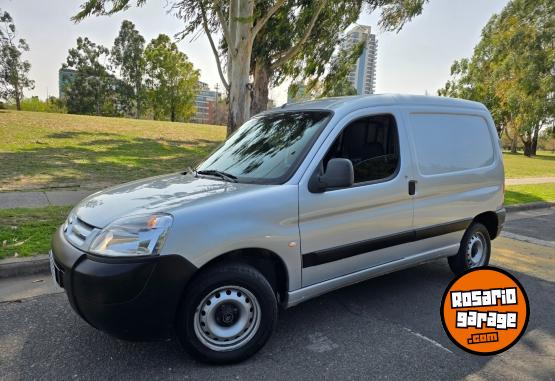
top-left (197, 111), bottom-right (331, 184)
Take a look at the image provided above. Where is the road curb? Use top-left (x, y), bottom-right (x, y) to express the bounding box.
top-left (506, 201), bottom-right (555, 213)
top-left (0, 254), bottom-right (49, 279)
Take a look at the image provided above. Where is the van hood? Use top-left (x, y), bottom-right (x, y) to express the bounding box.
top-left (73, 173), bottom-right (261, 228)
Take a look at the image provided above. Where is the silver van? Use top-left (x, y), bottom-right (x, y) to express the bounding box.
top-left (50, 94), bottom-right (505, 363)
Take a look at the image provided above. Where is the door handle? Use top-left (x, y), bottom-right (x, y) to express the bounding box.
top-left (408, 180), bottom-right (417, 196)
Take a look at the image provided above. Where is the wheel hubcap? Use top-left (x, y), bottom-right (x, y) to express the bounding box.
top-left (193, 286), bottom-right (261, 352)
top-left (466, 232), bottom-right (486, 267)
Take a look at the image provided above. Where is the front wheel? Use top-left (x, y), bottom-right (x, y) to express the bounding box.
top-left (176, 263), bottom-right (277, 364)
top-left (448, 222), bottom-right (491, 275)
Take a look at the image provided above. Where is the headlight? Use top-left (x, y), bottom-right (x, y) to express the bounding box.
top-left (89, 213), bottom-right (173, 257)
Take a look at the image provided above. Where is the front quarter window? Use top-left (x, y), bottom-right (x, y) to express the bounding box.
top-left (197, 111), bottom-right (331, 184)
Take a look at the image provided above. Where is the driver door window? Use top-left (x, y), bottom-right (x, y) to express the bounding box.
top-left (324, 114), bottom-right (399, 184)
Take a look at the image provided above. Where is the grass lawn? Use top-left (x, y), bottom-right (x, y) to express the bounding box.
top-left (505, 183), bottom-right (555, 206)
top-left (503, 151), bottom-right (555, 179)
top-left (0, 206), bottom-right (71, 259)
top-left (0, 110), bottom-right (225, 191)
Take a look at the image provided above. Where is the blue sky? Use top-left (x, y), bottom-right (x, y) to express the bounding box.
top-left (1, 0), bottom-right (509, 104)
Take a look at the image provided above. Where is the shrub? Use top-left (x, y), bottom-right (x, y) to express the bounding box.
top-left (6, 96), bottom-right (67, 113)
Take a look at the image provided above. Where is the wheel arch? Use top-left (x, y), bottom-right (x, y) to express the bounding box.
top-left (190, 248), bottom-right (289, 305)
top-left (473, 211), bottom-right (499, 239)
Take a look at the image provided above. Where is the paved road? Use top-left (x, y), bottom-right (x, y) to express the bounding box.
top-left (502, 207), bottom-right (555, 245)
top-left (1, 214), bottom-right (554, 380)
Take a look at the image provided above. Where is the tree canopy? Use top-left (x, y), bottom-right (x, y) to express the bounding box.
top-left (111, 20), bottom-right (146, 118)
top-left (439, 0), bottom-right (554, 156)
top-left (62, 37), bottom-right (117, 115)
top-left (144, 34), bottom-right (199, 122)
top-left (74, 0), bottom-right (429, 136)
top-left (252, 0), bottom-right (427, 113)
top-left (59, 23), bottom-right (199, 120)
top-left (0, 9), bottom-right (34, 110)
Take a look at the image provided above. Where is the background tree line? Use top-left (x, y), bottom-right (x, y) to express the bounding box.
top-left (62, 21), bottom-right (200, 121)
top-left (439, 0), bottom-right (554, 157)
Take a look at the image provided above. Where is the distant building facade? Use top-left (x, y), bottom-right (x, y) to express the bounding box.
top-left (58, 68), bottom-right (77, 99)
top-left (193, 81), bottom-right (221, 124)
top-left (341, 24), bottom-right (377, 95)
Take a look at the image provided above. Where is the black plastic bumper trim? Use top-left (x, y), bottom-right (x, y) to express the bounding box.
top-left (302, 218), bottom-right (472, 268)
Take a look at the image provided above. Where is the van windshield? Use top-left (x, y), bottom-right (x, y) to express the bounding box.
top-left (197, 111), bottom-right (332, 184)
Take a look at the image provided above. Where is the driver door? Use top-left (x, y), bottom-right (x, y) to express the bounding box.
top-left (298, 109), bottom-right (415, 287)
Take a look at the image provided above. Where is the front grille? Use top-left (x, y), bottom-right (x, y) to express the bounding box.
top-left (65, 217), bottom-right (96, 247)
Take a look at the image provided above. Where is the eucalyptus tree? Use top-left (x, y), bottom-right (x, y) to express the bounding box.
top-left (111, 20), bottom-right (146, 118)
top-left (0, 9), bottom-right (34, 110)
top-left (63, 37), bottom-right (115, 116)
top-left (250, 0), bottom-right (428, 115)
top-left (439, 0), bottom-right (554, 156)
top-left (144, 34), bottom-right (199, 122)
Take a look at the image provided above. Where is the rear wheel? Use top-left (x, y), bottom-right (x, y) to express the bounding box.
top-left (176, 263), bottom-right (277, 364)
top-left (448, 222), bottom-right (491, 275)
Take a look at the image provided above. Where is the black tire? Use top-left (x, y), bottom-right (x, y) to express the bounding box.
top-left (176, 263), bottom-right (277, 364)
top-left (448, 222), bottom-right (491, 275)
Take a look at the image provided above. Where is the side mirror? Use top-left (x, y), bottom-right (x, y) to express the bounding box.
top-left (309, 158), bottom-right (354, 193)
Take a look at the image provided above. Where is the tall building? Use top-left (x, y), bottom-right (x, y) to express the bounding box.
top-left (193, 81), bottom-right (221, 124)
top-left (342, 24), bottom-right (377, 95)
top-left (58, 68), bottom-right (77, 99)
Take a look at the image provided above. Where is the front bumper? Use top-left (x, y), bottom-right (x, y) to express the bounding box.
top-left (51, 227), bottom-right (197, 340)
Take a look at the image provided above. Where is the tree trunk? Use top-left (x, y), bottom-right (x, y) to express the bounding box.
top-left (251, 60), bottom-right (270, 116)
top-left (135, 84), bottom-right (141, 119)
top-left (227, 0), bottom-right (254, 137)
top-left (228, 57), bottom-right (251, 135)
top-left (523, 140), bottom-right (532, 157)
top-left (171, 107), bottom-right (176, 122)
top-left (497, 123), bottom-right (504, 139)
top-left (531, 124), bottom-right (540, 156)
top-left (522, 131), bottom-right (533, 157)
top-left (510, 133), bottom-right (518, 153)
top-left (14, 83), bottom-right (21, 111)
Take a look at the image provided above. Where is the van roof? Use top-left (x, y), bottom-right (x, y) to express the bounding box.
top-left (274, 94), bottom-right (487, 113)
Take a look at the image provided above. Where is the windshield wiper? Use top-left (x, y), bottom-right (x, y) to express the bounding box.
top-left (197, 169), bottom-right (238, 183)
top-left (184, 166), bottom-right (197, 176)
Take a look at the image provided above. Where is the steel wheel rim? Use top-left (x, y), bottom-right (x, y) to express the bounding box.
top-left (466, 232), bottom-right (486, 267)
top-left (193, 285), bottom-right (261, 352)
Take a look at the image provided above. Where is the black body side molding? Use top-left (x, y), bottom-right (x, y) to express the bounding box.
top-left (302, 218), bottom-right (472, 268)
